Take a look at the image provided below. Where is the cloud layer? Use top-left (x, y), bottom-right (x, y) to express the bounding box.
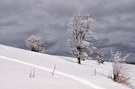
top-left (0, 0), bottom-right (135, 56)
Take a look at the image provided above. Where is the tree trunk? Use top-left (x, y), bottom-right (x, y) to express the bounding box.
top-left (77, 57), bottom-right (81, 64)
top-left (113, 75), bottom-right (116, 81)
top-left (31, 47), bottom-right (38, 52)
top-left (77, 46), bottom-right (81, 64)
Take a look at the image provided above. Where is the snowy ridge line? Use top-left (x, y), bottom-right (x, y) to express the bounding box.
top-left (0, 55), bottom-right (107, 89)
top-left (0, 45), bottom-right (10, 50)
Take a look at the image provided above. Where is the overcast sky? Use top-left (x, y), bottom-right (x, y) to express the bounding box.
top-left (0, 0), bottom-right (135, 56)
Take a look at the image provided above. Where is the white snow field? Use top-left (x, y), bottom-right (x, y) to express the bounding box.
top-left (0, 44), bottom-right (135, 89)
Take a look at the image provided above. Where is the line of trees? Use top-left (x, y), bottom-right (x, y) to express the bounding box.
top-left (25, 12), bottom-right (103, 65)
top-left (25, 12), bottom-right (132, 85)
top-left (25, 12), bottom-right (103, 64)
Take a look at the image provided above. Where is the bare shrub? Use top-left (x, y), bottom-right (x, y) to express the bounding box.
top-left (111, 51), bottom-right (131, 85)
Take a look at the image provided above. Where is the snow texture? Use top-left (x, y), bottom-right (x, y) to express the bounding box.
top-left (0, 44), bottom-right (134, 89)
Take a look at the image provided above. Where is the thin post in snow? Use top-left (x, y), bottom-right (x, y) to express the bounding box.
top-left (52, 64), bottom-right (56, 76)
top-left (94, 68), bottom-right (96, 76)
top-left (32, 69), bottom-right (35, 78)
top-left (29, 68), bottom-right (35, 78)
top-left (29, 69), bottom-right (32, 78)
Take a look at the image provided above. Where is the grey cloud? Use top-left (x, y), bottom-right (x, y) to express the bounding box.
top-left (99, 43), bottom-right (135, 53)
top-left (0, 0), bottom-right (135, 57)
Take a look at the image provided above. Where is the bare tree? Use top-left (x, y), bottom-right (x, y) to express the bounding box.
top-left (96, 53), bottom-right (104, 65)
top-left (111, 51), bottom-right (131, 85)
top-left (68, 12), bottom-right (97, 64)
top-left (89, 52), bottom-right (104, 65)
top-left (25, 35), bottom-right (45, 53)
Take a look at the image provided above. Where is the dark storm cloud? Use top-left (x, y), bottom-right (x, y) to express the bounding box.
top-left (99, 43), bottom-right (135, 53)
top-left (0, 0), bottom-right (135, 56)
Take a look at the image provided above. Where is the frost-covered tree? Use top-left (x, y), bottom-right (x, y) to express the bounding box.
top-left (68, 12), bottom-right (97, 64)
top-left (25, 35), bottom-right (45, 53)
top-left (111, 51), bottom-right (131, 85)
top-left (96, 52), bottom-right (104, 65)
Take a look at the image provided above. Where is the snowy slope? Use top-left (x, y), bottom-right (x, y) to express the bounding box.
top-left (0, 44), bottom-right (135, 89)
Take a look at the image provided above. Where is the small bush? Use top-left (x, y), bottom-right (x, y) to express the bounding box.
top-left (25, 35), bottom-right (45, 53)
top-left (111, 51), bottom-right (131, 85)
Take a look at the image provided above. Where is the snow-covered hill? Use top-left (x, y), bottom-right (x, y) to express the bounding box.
top-left (0, 44), bottom-right (135, 89)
